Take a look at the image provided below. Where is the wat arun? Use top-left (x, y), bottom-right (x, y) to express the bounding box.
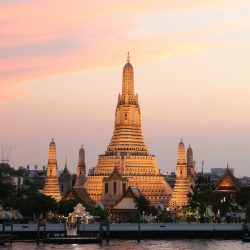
top-left (86, 54), bottom-right (172, 206)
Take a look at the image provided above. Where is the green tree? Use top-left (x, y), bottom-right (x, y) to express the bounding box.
top-left (188, 176), bottom-right (214, 215)
top-left (134, 195), bottom-right (150, 214)
top-left (87, 206), bottom-right (106, 220)
top-left (236, 187), bottom-right (250, 208)
top-left (0, 173), bottom-right (16, 202)
top-left (0, 163), bottom-right (15, 175)
top-left (20, 192), bottom-right (57, 218)
top-left (246, 203), bottom-right (250, 222)
top-left (188, 175), bottom-right (236, 219)
top-left (16, 166), bottom-right (28, 177)
top-left (57, 199), bottom-right (80, 216)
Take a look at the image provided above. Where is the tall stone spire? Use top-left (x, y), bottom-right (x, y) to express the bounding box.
top-left (86, 54), bottom-right (172, 206)
top-left (187, 144), bottom-right (195, 187)
top-left (176, 139), bottom-right (187, 178)
top-left (107, 54), bottom-right (147, 155)
top-left (75, 145), bottom-right (87, 187)
top-left (170, 139), bottom-right (192, 209)
top-left (187, 144), bottom-right (193, 167)
top-left (177, 138), bottom-right (186, 164)
top-left (43, 138), bottom-right (61, 202)
top-left (122, 52), bottom-right (134, 96)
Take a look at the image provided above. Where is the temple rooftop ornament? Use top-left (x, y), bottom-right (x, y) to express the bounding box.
top-left (215, 166), bottom-right (240, 193)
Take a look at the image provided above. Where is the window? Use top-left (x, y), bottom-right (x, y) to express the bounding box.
top-left (113, 182), bottom-right (117, 194)
top-left (105, 183), bottom-right (108, 194)
top-left (125, 113), bottom-right (127, 120)
top-left (123, 183), bottom-right (126, 193)
top-left (50, 170), bottom-right (52, 176)
top-left (61, 183), bottom-right (64, 192)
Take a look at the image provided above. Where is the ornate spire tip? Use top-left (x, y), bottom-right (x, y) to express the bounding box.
top-left (127, 52), bottom-right (130, 63)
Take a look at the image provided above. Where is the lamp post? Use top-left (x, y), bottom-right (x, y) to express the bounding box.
top-left (220, 196), bottom-right (226, 222)
top-left (142, 211), bottom-right (145, 223)
top-left (137, 209), bottom-right (141, 243)
top-left (105, 208), bottom-right (110, 245)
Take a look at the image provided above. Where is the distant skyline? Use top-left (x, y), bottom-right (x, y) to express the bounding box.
top-left (1, 1), bottom-right (250, 176)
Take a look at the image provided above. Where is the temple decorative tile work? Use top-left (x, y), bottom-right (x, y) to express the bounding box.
top-left (43, 139), bottom-right (61, 201)
top-left (170, 139), bottom-right (195, 209)
top-left (86, 54), bottom-right (172, 206)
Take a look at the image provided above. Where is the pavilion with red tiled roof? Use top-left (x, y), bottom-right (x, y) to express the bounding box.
top-left (215, 166), bottom-right (240, 193)
top-left (110, 186), bottom-right (142, 222)
top-left (63, 187), bottom-right (95, 207)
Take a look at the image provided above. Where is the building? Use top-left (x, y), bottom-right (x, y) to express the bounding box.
top-left (101, 167), bottom-right (128, 208)
top-left (211, 167), bottom-right (234, 177)
top-left (59, 163), bottom-right (72, 198)
top-left (111, 186), bottom-right (142, 222)
top-left (215, 167), bottom-right (240, 193)
top-left (239, 176), bottom-right (250, 186)
top-left (164, 172), bottom-right (176, 189)
top-left (187, 144), bottom-right (195, 188)
top-left (74, 146), bottom-right (87, 187)
top-left (170, 140), bottom-right (195, 209)
top-left (70, 146), bottom-right (95, 207)
top-left (42, 138), bottom-right (61, 202)
top-left (86, 54), bottom-right (172, 206)
top-left (1, 175), bottom-right (24, 190)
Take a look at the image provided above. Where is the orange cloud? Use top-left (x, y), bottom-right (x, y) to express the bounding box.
top-left (0, 0), bottom-right (248, 104)
top-left (0, 84), bottom-right (27, 104)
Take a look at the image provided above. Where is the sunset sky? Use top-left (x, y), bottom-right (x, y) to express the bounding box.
top-left (1, 1), bottom-right (250, 176)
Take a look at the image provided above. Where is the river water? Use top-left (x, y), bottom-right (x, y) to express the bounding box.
top-left (1, 240), bottom-right (250, 250)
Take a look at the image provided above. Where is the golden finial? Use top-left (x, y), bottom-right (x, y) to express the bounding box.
top-left (51, 137), bottom-right (54, 142)
top-left (127, 52), bottom-right (130, 63)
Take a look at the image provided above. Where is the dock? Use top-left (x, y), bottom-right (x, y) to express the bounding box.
top-left (242, 223), bottom-right (250, 242)
top-left (44, 235), bottom-right (102, 244)
top-left (1, 223), bottom-right (250, 242)
top-left (0, 234), bottom-right (16, 245)
top-left (0, 222), bottom-right (16, 245)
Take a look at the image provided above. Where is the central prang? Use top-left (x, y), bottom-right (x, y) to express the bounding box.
top-left (86, 54), bottom-right (172, 207)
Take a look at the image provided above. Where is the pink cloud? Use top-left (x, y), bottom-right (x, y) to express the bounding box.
top-left (0, 0), bottom-right (247, 103)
